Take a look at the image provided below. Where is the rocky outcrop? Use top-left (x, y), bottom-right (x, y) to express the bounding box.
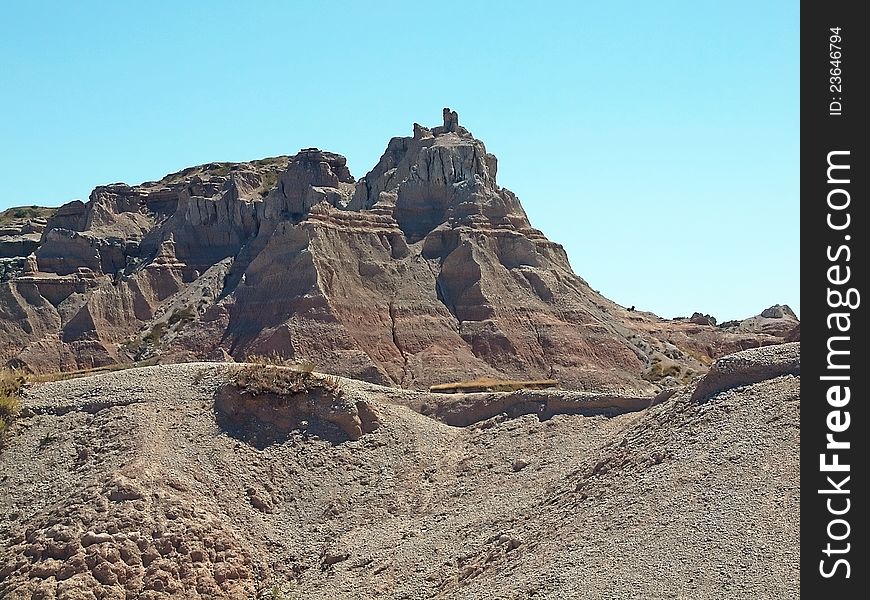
top-left (0, 110), bottom-right (798, 391)
top-left (262, 149), bottom-right (355, 219)
top-left (0, 211), bottom-right (48, 265)
top-left (416, 388), bottom-right (668, 427)
top-left (351, 108), bottom-right (524, 244)
top-left (690, 342), bottom-right (800, 403)
top-left (761, 304), bottom-right (797, 319)
top-left (0, 234), bottom-right (40, 260)
top-left (689, 312), bottom-right (717, 326)
top-left (214, 367), bottom-right (380, 444)
top-left (44, 200), bottom-right (87, 232)
top-left (717, 303), bottom-right (800, 339)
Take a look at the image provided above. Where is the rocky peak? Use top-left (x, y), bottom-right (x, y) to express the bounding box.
top-left (716, 304), bottom-right (800, 340)
top-left (349, 108), bottom-right (523, 242)
top-left (44, 200), bottom-right (88, 233)
top-left (412, 107), bottom-right (469, 140)
top-left (292, 148), bottom-right (355, 183)
top-left (262, 148), bottom-right (356, 220)
top-left (760, 304), bottom-right (797, 319)
top-left (431, 106), bottom-right (471, 138)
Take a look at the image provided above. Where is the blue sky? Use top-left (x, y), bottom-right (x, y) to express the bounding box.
top-left (0, 1), bottom-right (798, 321)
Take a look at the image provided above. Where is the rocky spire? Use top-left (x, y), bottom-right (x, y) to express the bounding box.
top-left (442, 107), bottom-right (459, 132)
top-left (432, 107), bottom-right (468, 137)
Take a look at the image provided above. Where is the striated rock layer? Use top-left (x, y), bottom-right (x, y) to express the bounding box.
top-left (0, 110), bottom-right (796, 392)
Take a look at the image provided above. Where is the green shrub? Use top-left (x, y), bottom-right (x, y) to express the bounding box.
top-left (210, 164), bottom-right (233, 177)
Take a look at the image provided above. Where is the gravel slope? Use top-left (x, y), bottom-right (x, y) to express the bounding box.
top-left (0, 345), bottom-right (799, 599)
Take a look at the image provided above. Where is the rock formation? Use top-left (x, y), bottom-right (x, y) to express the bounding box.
top-left (0, 110), bottom-right (797, 392)
top-left (717, 304), bottom-right (800, 339)
top-left (690, 341), bottom-right (800, 403)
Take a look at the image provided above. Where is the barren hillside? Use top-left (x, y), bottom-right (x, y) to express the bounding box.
top-left (0, 343), bottom-right (800, 599)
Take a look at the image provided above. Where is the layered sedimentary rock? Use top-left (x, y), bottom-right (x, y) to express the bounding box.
top-left (0, 110), bottom-right (796, 392)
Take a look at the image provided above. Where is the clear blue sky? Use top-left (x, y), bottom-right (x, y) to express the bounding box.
top-left (0, 1), bottom-right (798, 321)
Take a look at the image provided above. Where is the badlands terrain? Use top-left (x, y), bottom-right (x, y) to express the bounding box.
top-left (0, 109), bottom-right (797, 391)
top-left (0, 110), bottom-right (799, 598)
top-left (0, 343), bottom-right (799, 599)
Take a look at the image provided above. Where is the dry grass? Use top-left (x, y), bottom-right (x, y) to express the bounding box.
top-left (643, 357), bottom-right (697, 384)
top-left (29, 358), bottom-right (160, 384)
top-left (234, 363), bottom-right (340, 397)
top-left (429, 378), bottom-right (558, 394)
top-left (1, 368), bottom-right (27, 437)
top-left (250, 156), bottom-right (289, 168)
top-left (247, 353), bottom-right (315, 373)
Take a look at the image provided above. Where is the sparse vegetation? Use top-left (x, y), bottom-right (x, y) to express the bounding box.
top-left (259, 171), bottom-right (279, 196)
top-left (209, 164), bottom-right (234, 177)
top-left (159, 165), bottom-right (199, 184)
top-left (429, 378), bottom-right (558, 394)
top-left (643, 357), bottom-right (697, 384)
top-left (29, 358), bottom-right (160, 384)
top-left (294, 360), bottom-right (315, 373)
top-left (678, 344), bottom-right (715, 367)
top-left (644, 359), bottom-right (680, 382)
top-left (251, 156), bottom-right (289, 168)
top-left (234, 363), bottom-right (340, 397)
top-left (144, 322), bottom-right (168, 347)
top-left (122, 308), bottom-right (196, 359)
top-left (168, 305), bottom-right (197, 326)
top-left (247, 353), bottom-right (315, 373)
top-left (121, 323), bottom-right (165, 360)
top-left (255, 580), bottom-right (302, 600)
top-left (0, 205), bottom-right (57, 226)
top-left (119, 337), bottom-right (141, 356)
top-left (0, 368), bottom-right (27, 438)
top-left (158, 157), bottom-right (288, 187)
top-left (247, 352), bottom-right (288, 366)
top-left (192, 368), bottom-right (207, 385)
